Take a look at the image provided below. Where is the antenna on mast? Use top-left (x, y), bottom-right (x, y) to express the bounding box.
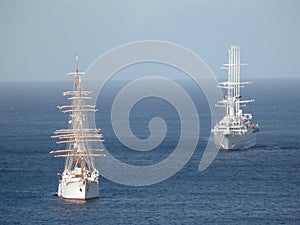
top-left (75, 55), bottom-right (79, 75)
top-left (75, 55), bottom-right (79, 91)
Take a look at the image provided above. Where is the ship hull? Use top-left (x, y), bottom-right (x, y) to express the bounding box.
top-left (58, 179), bottom-right (99, 200)
top-left (214, 128), bottom-right (256, 150)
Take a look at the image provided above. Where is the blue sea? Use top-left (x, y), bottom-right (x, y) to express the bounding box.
top-left (0, 78), bottom-right (299, 224)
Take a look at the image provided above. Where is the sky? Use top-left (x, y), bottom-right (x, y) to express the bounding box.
top-left (0, 0), bottom-right (299, 81)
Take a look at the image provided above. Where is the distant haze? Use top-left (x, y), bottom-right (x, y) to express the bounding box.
top-left (0, 0), bottom-right (299, 81)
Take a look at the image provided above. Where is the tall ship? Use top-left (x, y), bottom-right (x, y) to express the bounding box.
top-left (212, 45), bottom-right (259, 150)
top-left (50, 56), bottom-right (104, 200)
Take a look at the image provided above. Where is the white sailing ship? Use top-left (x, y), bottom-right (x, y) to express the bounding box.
top-left (50, 56), bottom-right (104, 200)
top-left (212, 45), bottom-right (259, 150)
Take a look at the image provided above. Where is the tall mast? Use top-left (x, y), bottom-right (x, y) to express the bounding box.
top-left (227, 47), bottom-right (234, 118)
top-left (51, 56), bottom-right (104, 171)
top-left (234, 45), bottom-right (241, 116)
top-left (228, 45), bottom-right (241, 117)
top-left (217, 45), bottom-right (253, 119)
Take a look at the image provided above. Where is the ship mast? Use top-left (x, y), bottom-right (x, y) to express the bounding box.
top-left (218, 45), bottom-right (253, 119)
top-left (50, 56), bottom-right (104, 172)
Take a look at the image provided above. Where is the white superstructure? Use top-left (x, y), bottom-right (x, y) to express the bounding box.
top-left (212, 45), bottom-right (259, 150)
top-left (51, 56), bottom-right (105, 200)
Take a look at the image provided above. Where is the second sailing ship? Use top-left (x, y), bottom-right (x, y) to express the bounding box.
top-left (212, 45), bottom-right (259, 150)
top-left (50, 56), bottom-right (105, 200)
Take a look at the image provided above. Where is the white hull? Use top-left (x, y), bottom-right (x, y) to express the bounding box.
top-left (214, 128), bottom-right (256, 150)
top-left (58, 178), bottom-right (99, 200)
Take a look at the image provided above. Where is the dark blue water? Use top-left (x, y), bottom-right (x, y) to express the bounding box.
top-left (0, 78), bottom-right (299, 224)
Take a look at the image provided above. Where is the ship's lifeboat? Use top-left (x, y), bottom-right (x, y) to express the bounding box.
top-left (251, 124), bottom-right (260, 132)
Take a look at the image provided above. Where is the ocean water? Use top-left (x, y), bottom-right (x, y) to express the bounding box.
top-left (0, 78), bottom-right (299, 224)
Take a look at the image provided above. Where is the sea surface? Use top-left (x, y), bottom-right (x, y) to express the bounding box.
top-left (0, 78), bottom-right (299, 224)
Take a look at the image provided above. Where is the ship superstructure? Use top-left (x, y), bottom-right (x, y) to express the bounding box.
top-left (212, 45), bottom-right (259, 150)
top-left (50, 56), bottom-right (104, 200)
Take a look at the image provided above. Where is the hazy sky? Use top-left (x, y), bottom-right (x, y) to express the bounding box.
top-left (0, 0), bottom-right (299, 81)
